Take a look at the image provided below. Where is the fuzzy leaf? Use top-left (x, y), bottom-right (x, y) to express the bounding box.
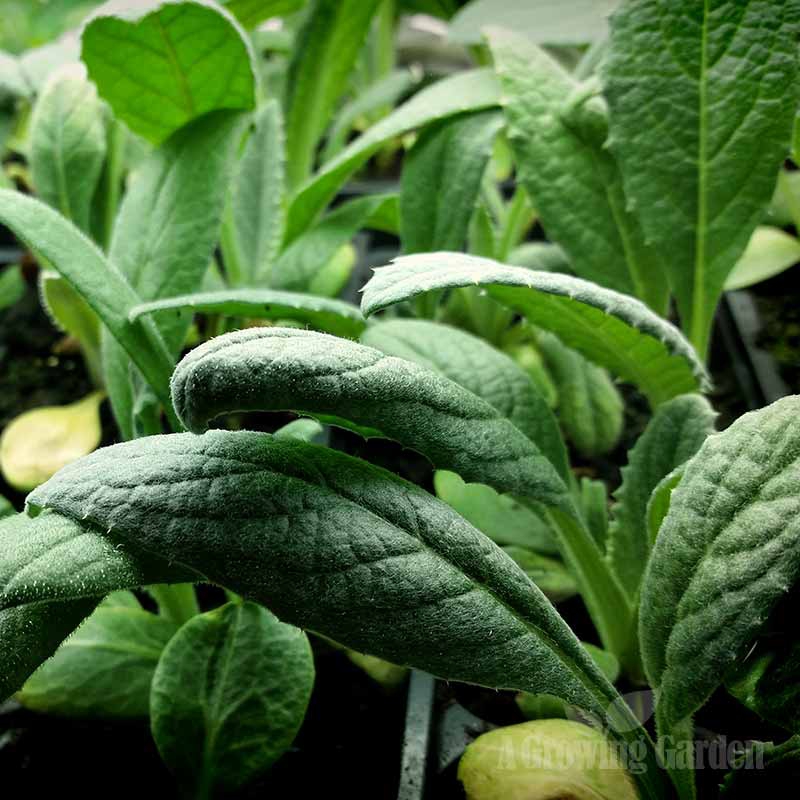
top-left (603, 0), bottom-right (800, 357)
top-left (640, 395), bottom-right (800, 734)
top-left (361, 319), bottom-right (569, 482)
top-left (131, 289), bottom-right (366, 339)
top-left (488, 29), bottom-right (668, 312)
top-left (285, 69), bottom-right (501, 240)
top-left (81, 0), bottom-right (257, 144)
top-left (361, 253), bottom-right (708, 407)
top-left (29, 65), bottom-right (106, 234)
top-left (170, 327), bottom-right (569, 508)
top-left (400, 110), bottom-right (504, 253)
top-left (151, 601), bottom-right (313, 794)
top-left (608, 394), bottom-right (716, 598)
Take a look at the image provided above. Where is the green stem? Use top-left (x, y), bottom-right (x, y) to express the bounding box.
top-left (219, 205), bottom-right (247, 287)
top-left (148, 583), bottom-right (200, 626)
top-left (544, 506), bottom-right (635, 662)
top-left (497, 186), bottom-right (535, 261)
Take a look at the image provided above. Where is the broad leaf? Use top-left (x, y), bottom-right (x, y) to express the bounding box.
top-left (603, 0), bottom-right (800, 358)
top-left (228, 100), bottom-right (285, 286)
top-left (170, 327), bottom-right (569, 508)
top-left (400, 110), bottom-right (504, 253)
top-left (361, 319), bottom-right (569, 481)
top-left (29, 65), bottom-right (106, 233)
top-left (131, 289), bottom-right (366, 339)
top-left (284, 0), bottom-right (382, 187)
top-left (433, 470), bottom-right (558, 555)
top-left (361, 253), bottom-right (709, 407)
top-left (222, 0), bottom-right (306, 28)
top-left (151, 601), bottom-right (313, 794)
top-left (640, 395), bottom-right (800, 735)
top-left (19, 592), bottom-right (179, 717)
top-left (724, 226), bottom-right (800, 291)
top-left (0, 189), bottom-right (176, 418)
top-left (11, 431), bottom-right (666, 799)
top-left (81, 0), bottom-right (257, 144)
top-left (285, 68), bottom-right (501, 240)
top-left (608, 394), bottom-right (715, 598)
top-left (538, 332), bottom-right (623, 458)
top-left (449, 0), bottom-right (618, 45)
top-left (274, 194), bottom-right (395, 294)
top-left (487, 29), bottom-right (668, 312)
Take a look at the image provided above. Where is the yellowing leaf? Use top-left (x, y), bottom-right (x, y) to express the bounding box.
top-left (0, 392), bottom-right (104, 491)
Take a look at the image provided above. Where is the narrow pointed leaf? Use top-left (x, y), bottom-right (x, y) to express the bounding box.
top-left (640, 395), bottom-right (800, 734)
top-left (361, 252), bottom-right (709, 407)
top-left (0, 189), bottom-right (175, 418)
top-left (81, 0), bottom-right (257, 144)
top-left (487, 28), bottom-right (668, 312)
top-left (285, 69), bottom-right (501, 240)
top-left (131, 289), bottom-right (366, 339)
top-left (170, 327), bottom-right (569, 508)
top-left (608, 394), bottom-right (716, 598)
top-left (603, 0), bottom-right (800, 358)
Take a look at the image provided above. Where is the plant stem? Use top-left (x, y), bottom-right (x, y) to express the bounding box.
top-left (497, 185), bottom-right (535, 261)
top-left (219, 205), bottom-right (247, 287)
top-left (149, 583), bottom-right (200, 626)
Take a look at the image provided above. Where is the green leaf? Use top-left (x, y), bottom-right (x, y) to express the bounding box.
top-left (608, 394), bottom-right (715, 598)
top-left (360, 318), bottom-right (569, 482)
top-left (18, 593), bottom-right (179, 717)
top-left (538, 332), bottom-right (623, 458)
top-left (434, 470), bottom-right (558, 555)
top-left (81, 0), bottom-right (257, 144)
top-left (170, 327), bottom-right (569, 508)
top-left (0, 264), bottom-right (25, 311)
top-left (29, 65), bottom-right (106, 234)
top-left (0, 510), bottom-right (196, 700)
top-left (458, 719), bottom-right (639, 800)
top-left (131, 289), bottom-right (366, 339)
top-left (645, 467), bottom-right (684, 548)
top-left (603, 0), bottom-right (800, 358)
top-left (285, 68), bottom-right (501, 241)
top-left (502, 546), bottom-right (577, 602)
top-left (273, 194), bottom-right (395, 294)
top-left (13, 432), bottom-right (667, 800)
top-left (721, 736), bottom-right (800, 797)
top-left (450, 0), bottom-right (618, 45)
top-left (150, 601), bottom-right (314, 795)
top-left (487, 29), bottom-right (669, 313)
top-left (0, 495), bottom-right (13, 518)
top-left (507, 242), bottom-right (570, 272)
top-left (579, 477), bottom-right (610, 551)
top-left (0, 189), bottom-right (176, 420)
top-left (284, 0), bottom-right (382, 188)
top-left (222, 0), bottom-right (306, 29)
top-left (400, 110), bottom-right (504, 253)
top-left (640, 395), bottom-right (800, 735)
top-left (229, 100), bottom-right (285, 286)
top-left (321, 67), bottom-right (422, 163)
top-left (724, 226), bottom-right (800, 291)
top-left (273, 417), bottom-right (324, 442)
top-left (360, 253), bottom-right (709, 407)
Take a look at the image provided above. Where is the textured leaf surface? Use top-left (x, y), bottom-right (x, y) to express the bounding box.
top-left (0, 189), bottom-right (175, 415)
top-left (29, 66), bottom-right (106, 233)
top-left (488, 29), bottom-right (668, 311)
top-left (604, 0), bottom-right (800, 357)
top-left (19, 592), bottom-right (179, 717)
top-left (538, 332), bottom-right (623, 458)
top-left (229, 100), bottom-right (285, 285)
top-left (284, 0), bottom-right (381, 187)
top-left (400, 110), bottom-right (504, 253)
top-left (640, 395), bottom-right (800, 731)
top-left (361, 319), bottom-right (569, 481)
top-left (81, 0), bottom-right (256, 144)
top-left (170, 327), bottom-right (568, 507)
top-left (131, 289), bottom-right (366, 339)
top-left (361, 253), bottom-right (708, 406)
top-left (286, 69), bottom-right (500, 240)
top-left (608, 394), bottom-right (715, 598)
top-left (151, 601), bottom-right (313, 794)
